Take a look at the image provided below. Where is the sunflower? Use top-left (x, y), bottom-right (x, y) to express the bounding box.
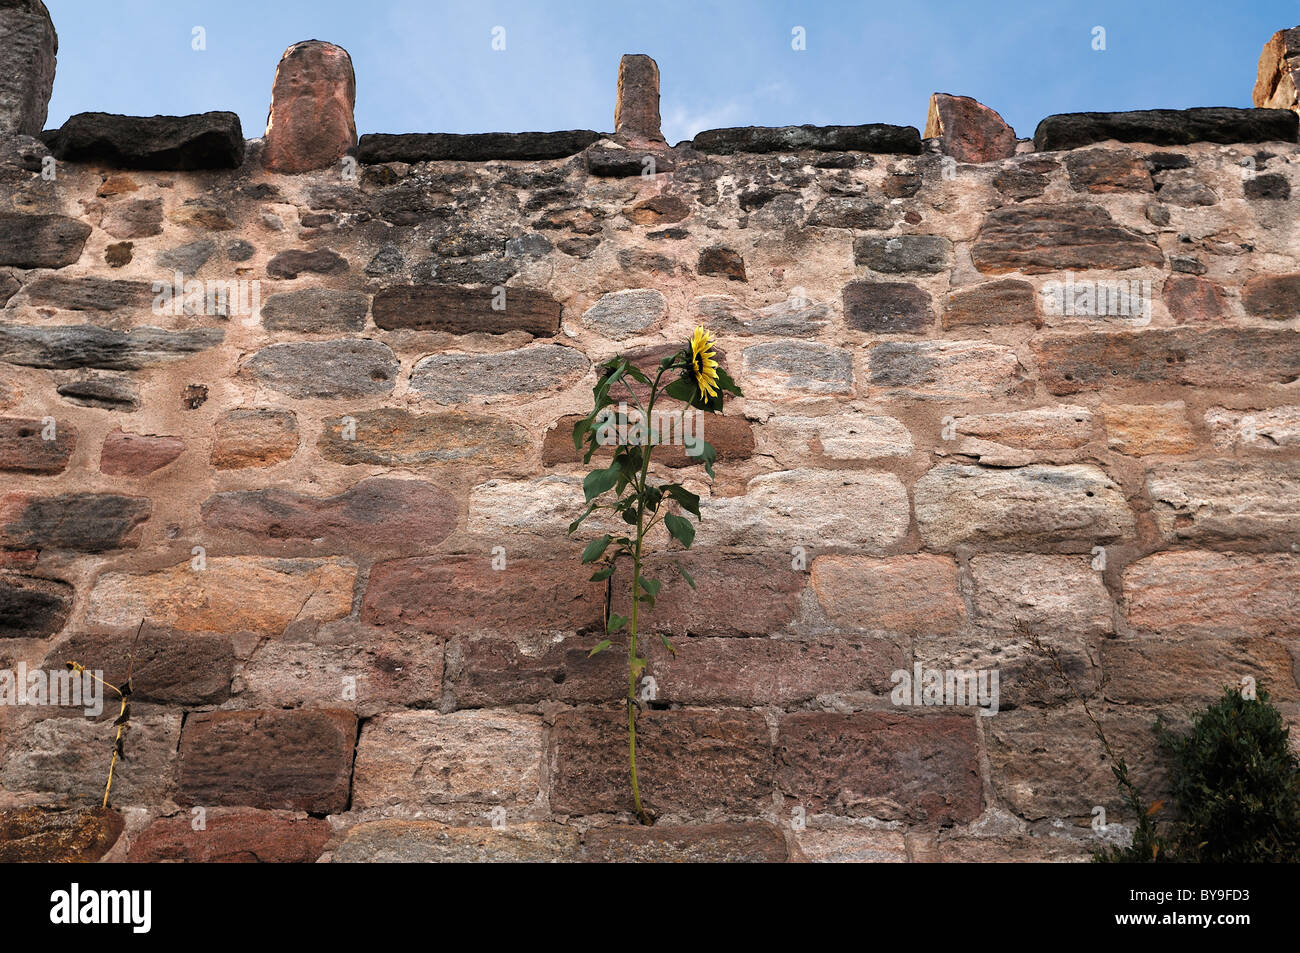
top-left (689, 326), bottom-right (719, 400)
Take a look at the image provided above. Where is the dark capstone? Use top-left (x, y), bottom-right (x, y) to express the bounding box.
top-left (226, 239), bottom-right (255, 262)
top-left (0, 213), bottom-right (91, 268)
top-left (365, 244), bottom-right (404, 276)
top-left (42, 111), bottom-right (246, 170)
top-left (372, 284), bottom-right (561, 336)
top-left (0, 325), bottom-right (224, 369)
top-left (261, 289), bottom-right (369, 333)
top-left (1032, 107), bottom-right (1299, 151)
top-left (23, 276), bottom-right (154, 311)
top-left (586, 146), bottom-right (675, 177)
top-left (55, 372), bottom-right (141, 411)
top-left (691, 124), bottom-right (921, 155)
top-left (843, 281), bottom-right (933, 333)
top-left (1, 494), bottom-right (151, 553)
top-left (266, 248), bottom-right (348, 279)
top-left (0, 574), bottom-right (74, 639)
top-left (1244, 173), bottom-right (1291, 200)
top-left (357, 130), bottom-right (602, 163)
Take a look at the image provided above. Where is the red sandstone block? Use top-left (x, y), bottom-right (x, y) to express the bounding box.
top-left (128, 810), bottom-right (332, 862)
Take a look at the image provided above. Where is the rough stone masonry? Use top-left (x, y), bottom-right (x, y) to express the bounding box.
top-left (0, 6), bottom-right (1297, 863)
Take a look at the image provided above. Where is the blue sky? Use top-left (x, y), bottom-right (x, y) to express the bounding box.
top-left (43, 0), bottom-right (1299, 146)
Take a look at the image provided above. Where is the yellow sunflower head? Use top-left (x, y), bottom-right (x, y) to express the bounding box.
top-left (689, 326), bottom-right (719, 399)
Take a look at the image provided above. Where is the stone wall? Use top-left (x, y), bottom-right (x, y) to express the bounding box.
top-left (0, 11), bottom-right (1298, 862)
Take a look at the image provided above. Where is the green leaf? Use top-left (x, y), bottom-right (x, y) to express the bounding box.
top-left (663, 484), bottom-right (701, 517)
top-left (588, 639), bottom-right (612, 657)
top-left (572, 416), bottom-right (591, 452)
top-left (581, 535), bottom-right (613, 564)
top-left (583, 463), bottom-right (620, 502)
top-left (664, 377), bottom-right (695, 403)
top-left (624, 364), bottom-right (651, 385)
top-left (589, 565), bottom-right (616, 582)
top-left (606, 613), bottom-right (628, 634)
top-left (664, 513), bottom-right (695, 548)
top-left (567, 502), bottom-right (596, 535)
top-left (658, 632), bottom-right (677, 657)
top-left (674, 561), bottom-right (696, 590)
top-left (630, 656), bottom-right (647, 680)
top-left (637, 575), bottom-right (661, 608)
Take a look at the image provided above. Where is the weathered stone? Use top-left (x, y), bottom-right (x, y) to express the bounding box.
top-left (24, 275), bottom-right (154, 311)
top-left (362, 555), bottom-right (601, 636)
top-left (758, 413), bottom-right (910, 467)
top-left (1124, 551), bottom-right (1300, 637)
top-left (1034, 328), bottom-right (1300, 395)
top-left (843, 280), bottom-right (933, 333)
top-left (264, 40), bottom-right (357, 173)
top-left (201, 478), bottom-right (456, 555)
top-left (211, 408), bottom-right (297, 469)
top-left (541, 412), bottom-right (754, 469)
top-left (238, 628), bottom-right (442, 715)
top-left (1033, 107), bottom-right (1298, 151)
top-left (697, 469), bottom-right (910, 550)
top-left (169, 201), bottom-right (236, 230)
top-left (0, 213), bottom-right (91, 268)
top-left (410, 345), bottom-right (589, 403)
top-left (994, 167), bottom-right (1050, 201)
top-left (353, 710), bottom-right (541, 812)
top-left (241, 339), bottom-right (398, 398)
top-left (586, 145), bottom-right (674, 177)
top-left (100, 197), bottom-right (164, 239)
top-left (853, 235), bottom-right (951, 274)
top-left (1244, 172), bottom-right (1291, 200)
top-left (372, 284), bottom-right (561, 336)
top-left (970, 554), bottom-right (1112, 635)
top-left (0, 325), bottom-right (223, 369)
top-left (694, 294), bottom-right (831, 337)
top-left (1, 712), bottom-right (181, 806)
top-left (178, 709), bottom-right (356, 813)
top-left (55, 372), bottom-right (140, 411)
top-left (924, 93), bottom-right (1017, 163)
top-left (1102, 403), bottom-right (1196, 455)
top-left (614, 53), bottom-right (662, 141)
top-left (0, 808), bottom-right (123, 864)
top-left (227, 239), bottom-right (255, 261)
top-left (0, 416), bottom-right (74, 474)
top-left (741, 341), bottom-right (853, 397)
top-left (332, 820), bottom-right (580, 863)
top-left (1146, 461), bottom-right (1300, 542)
top-left (777, 712), bottom-right (982, 824)
top-left (43, 111), bottom-right (246, 169)
top-left (1163, 275), bottom-right (1226, 322)
top-left (550, 707), bottom-right (773, 816)
top-left (318, 407), bottom-right (530, 467)
top-left (1157, 176), bottom-right (1219, 206)
top-left (611, 551), bottom-right (805, 639)
top-left (623, 194), bottom-right (689, 226)
top-left (943, 279), bottom-right (1040, 329)
top-left (915, 464), bottom-right (1134, 549)
top-left (45, 628), bottom-right (234, 706)
top-left (265, 248), bottom-right (348, 279)
top-left (413, 256), bottom-right (517, 286)
top-left (260, 288), bottom-right (368, 332)
top-left (581, 289), bottom-right (667, 339)
top-left (1243, 273), bottom-right (1300, 320)
top-left (868, 340), bottom-right (1028, 400)
top-left (805, 196), bottom-right (892, 229)
top-left (1065, 149), bottom-right (1154, 192)
top-left (85, 557), bottom-right (356, 635)
top-left (99, 429), bottom-right (184, 476)
top-left (0, 0), bottom-right (56, 137)
top-left (128, 811), bottom-right (331, 863)
top-left (583, 823), bottom-right (788, 863)
top-left (971, 204), bottom-right (1164, 274)
top-left (449, 633), bottom-right (622, 708)
top-left (0, 572), bottom-right (72, 638)
top-left (1103, 637), bottom-right (1296, 705)
top-left (927, 832), bottom-right (1090, 863)
top-left (697, 245), bottom-right (746, 280)
top-left (648, 636), bottom-right (903, 706)
top-left (794, 827), bottom-right (909, 863)
top-left (692, 124), bottom-right (921, 155)
top-left (155, 238), bottom-right (216, 273)
top-left (358, 130), bottom-right (601, 163)
top-left (0, 492), bottom-right (150, 552)
top-left (811, 555), bottom-right (965, 635)
top-left (1205, 405), bottom-right (1300, 450)
top-left (947, 406), bottom-right (1094, 467)
top-left (1254, 26), bottom-right (1300, 114)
